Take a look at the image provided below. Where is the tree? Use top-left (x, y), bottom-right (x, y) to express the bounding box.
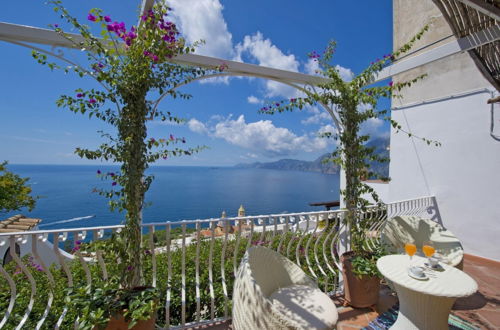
top-left (0, 161), bottom-right (37, 214)
top-left (262, 26), bottom-right (439, 255)
top-left (33, 1), bottom-right (213, 290)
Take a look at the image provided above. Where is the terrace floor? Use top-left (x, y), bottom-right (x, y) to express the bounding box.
top-left (198, 253), bottom-right (500, 330)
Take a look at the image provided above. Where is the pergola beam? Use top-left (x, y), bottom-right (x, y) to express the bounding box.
top-left (0, 22), bottom-right (329, 87)
top-left (374, 24), bottom-right (500, 82)
top-left (1, 21), bottom-right (498, 86)
top-left (454, 0), bottom-right (500, 21)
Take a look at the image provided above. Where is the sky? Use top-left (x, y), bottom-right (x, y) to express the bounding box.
top-left (0, 0), bottom-right (393, 166)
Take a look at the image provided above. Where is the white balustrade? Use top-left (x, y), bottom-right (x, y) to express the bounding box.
top-left (0, 196), bottom-right (435, 329)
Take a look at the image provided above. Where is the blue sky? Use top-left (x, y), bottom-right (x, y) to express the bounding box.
top-left (0, 0), bottom-right (393, 166)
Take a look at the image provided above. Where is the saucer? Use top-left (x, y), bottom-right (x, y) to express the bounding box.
top-left (408, 267), bottom-right (428, 280)
top-left (424, 262), bottom-right (444, 271)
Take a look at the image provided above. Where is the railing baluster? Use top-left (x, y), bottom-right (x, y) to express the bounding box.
top-left (165, 223), bottom-right (172, 329)
top-left (304, 215), bottom-right (318, 279)
top-left (322, 214), bottom-right (340, 292)
top-left (313, 213), bottom-right (329, 290)
top-left (246, 218), bottom-right (254, 252)
top-left (93, 229), bottom-right (108, 280)
top-left (53, 232), bottom-right (72, 329)
top-left (32, 234), bottom-right (55, 330)
top-left (195, 222), bottom-right (201, 323)
top-left (221, 219), bottom-right (229, 318)
top-left (75, 231), bottom-right (91, 287)
top-left (149, 225), bottom-right (157, 288)
top-left (286, 216), bottom-right (298, 259)
top-left (9, 236), bottom-right (36, 330)
top-left (0, 251), bottom-right (16, 328)
top-left (181, 223), bottom-right (186, 327)
top-left (277, 216), bottom-right (288, 254)
top-left (208, 221), bottom-right (215, 320)
top-left (296, 215), bottom-right (309, 266)
top-left (233, 218), bottom-right (242, 277)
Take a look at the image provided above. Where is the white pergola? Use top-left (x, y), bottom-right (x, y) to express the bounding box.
top-left (0, 0), bottom-right (498, 130)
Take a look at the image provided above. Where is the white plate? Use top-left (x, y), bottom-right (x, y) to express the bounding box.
top-left (408, 267), bottom-right (428, 280)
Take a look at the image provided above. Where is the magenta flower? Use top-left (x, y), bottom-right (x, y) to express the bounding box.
top-left (54, 24), bottom-right (59, 28)
top-left (89, 98), bottom-right (97, 104)
top-left (104, 16), bottom-right (111, 23)
top-left (76, 240), bottom-right (82, 245)
top-left (152, 54), bottom-right (159, 62)
top-left (76, 93), bottom-right (84, 98)
top-left (126, 265), bottom-right (134, 271)
top-left (109, 172), bottom-right (115, 177)
top-left (87, 14), bottom-right (96, 22)
top-left (143, 50), bottom-right (151, 57)
top-left (169, 134), bottom-right (175, 141)
top-left (106, 24), bottom-right (114, 32)
top-left (112, 182), bottom-right (117, 186)
top-left (389, 81), bottom-right (394, 87)
top-left (290, 98), bottom-right (296, 103)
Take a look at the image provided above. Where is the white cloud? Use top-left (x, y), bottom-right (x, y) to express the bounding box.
top-left (187, 115), bottom-right (330, 157)
top-left (335, 65), bottom-right (354, 81)
top-left (304, 58), bottom-right (321, 76)
top-left (187, 118), bottom-right (208, 134)
top-left (167, 0), bottom-right (234, 59)
top-left (301, 111), bottom-right (332, 125)
top-left (235, 32), bottom-right (300, 98)
top-left (247, 95), bottom-right (262, 104)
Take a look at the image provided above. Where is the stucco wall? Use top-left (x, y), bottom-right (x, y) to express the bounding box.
top-left (390, 0), bottom-right (500, 260)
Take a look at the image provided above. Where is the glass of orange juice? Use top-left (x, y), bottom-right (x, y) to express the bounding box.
top-left (405, 242), bottom-right (417, 264)
top-left (423, 241), bottom-right (435, 264)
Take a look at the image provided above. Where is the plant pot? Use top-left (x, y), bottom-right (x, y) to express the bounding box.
top-left (104, 314), bottom-right (155, 330)
top-left (341, 251), bottom-right (380, 308)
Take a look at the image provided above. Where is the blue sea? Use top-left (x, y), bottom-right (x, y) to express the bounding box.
top-left (4, 165), bottom-right (340, 229)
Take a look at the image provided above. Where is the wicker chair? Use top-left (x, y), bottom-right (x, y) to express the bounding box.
top-left (232, 246), bottom-right (338, 330)
top-left (381, 215), bottom-right (464, 269)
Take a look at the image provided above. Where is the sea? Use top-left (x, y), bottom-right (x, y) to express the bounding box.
top-left (4, 165), bottom-right (340, 230)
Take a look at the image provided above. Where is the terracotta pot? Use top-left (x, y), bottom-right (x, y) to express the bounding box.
top-left (341, 251), bottom-right (380, 308)
top-left (104, 314), bottom-right (155, 330)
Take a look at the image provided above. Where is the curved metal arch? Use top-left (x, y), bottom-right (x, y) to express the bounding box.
top-left (152, 71), bottom-right (342, 132)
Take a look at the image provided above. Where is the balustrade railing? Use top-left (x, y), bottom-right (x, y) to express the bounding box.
top-left (0, 196), bottom-right (435, 329)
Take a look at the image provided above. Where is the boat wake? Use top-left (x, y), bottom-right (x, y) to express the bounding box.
top-left (39, 215), bottom-right (96, 228)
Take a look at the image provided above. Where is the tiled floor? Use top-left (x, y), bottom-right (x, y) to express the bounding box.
top-left (199, 253), bottom-right (499, 330)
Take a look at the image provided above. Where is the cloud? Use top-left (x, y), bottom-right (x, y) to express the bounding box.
top-left (247, 95), bottom-right (262, 104)
top-left (187, 118), bottom-right (208, 134)
top-left (335, 65), bottom-right (354, 81)
top-left (167, 0), bottom-right (234, 59)
top-left (235, 32), bottom-right (300, 98)
top-left (187, 115), bottom-right (330, 157)
top-left (301, 111), bottom-right (332, 125)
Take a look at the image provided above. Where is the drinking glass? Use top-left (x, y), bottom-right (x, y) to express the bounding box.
top-left (405, 243), bottom-right (417, 265)
top-left (422, 241), bottom-right (436, 266)
top-left (422, 241), bottom-right (435, 258)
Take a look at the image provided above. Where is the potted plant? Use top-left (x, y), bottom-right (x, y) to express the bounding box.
top-left (261, 27), bottom-right (439, 307)
top-left (33, 1), bottom-right (212, 327)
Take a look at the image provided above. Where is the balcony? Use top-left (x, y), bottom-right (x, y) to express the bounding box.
top-left (0, 196), bottom-right (498, 329)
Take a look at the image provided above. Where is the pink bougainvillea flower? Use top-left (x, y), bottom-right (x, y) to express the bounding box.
top-left (169, 134), bottom-right (175, 141)
top-left (389, 81), bottom-right (394, 87)
top-left (112, 182), bottom-right (117, 186)
top-left (290, 98), bottom-right (296, 102)
top-left (87, 14), bottom-right (96, 22)
top-left (76, 93), bottom-right (84, 98)
top-left (89, 98), bottom-right (97, 104)
top-left (104, 15), bottom-right (111, 23)
top-left (54, 24), bottom-right (59, 28)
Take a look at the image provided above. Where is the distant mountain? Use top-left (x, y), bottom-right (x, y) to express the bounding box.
top-left (235, 136), bottom-right (390, 177)
top-left (235, 153), bottom-right (339, 174)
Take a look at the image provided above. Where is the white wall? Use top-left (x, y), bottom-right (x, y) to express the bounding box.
top-left (388, 90), bottom-right (500, 260)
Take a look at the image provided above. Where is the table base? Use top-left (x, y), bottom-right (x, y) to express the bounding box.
top-left (391, 283), bottom-right (456, 330)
